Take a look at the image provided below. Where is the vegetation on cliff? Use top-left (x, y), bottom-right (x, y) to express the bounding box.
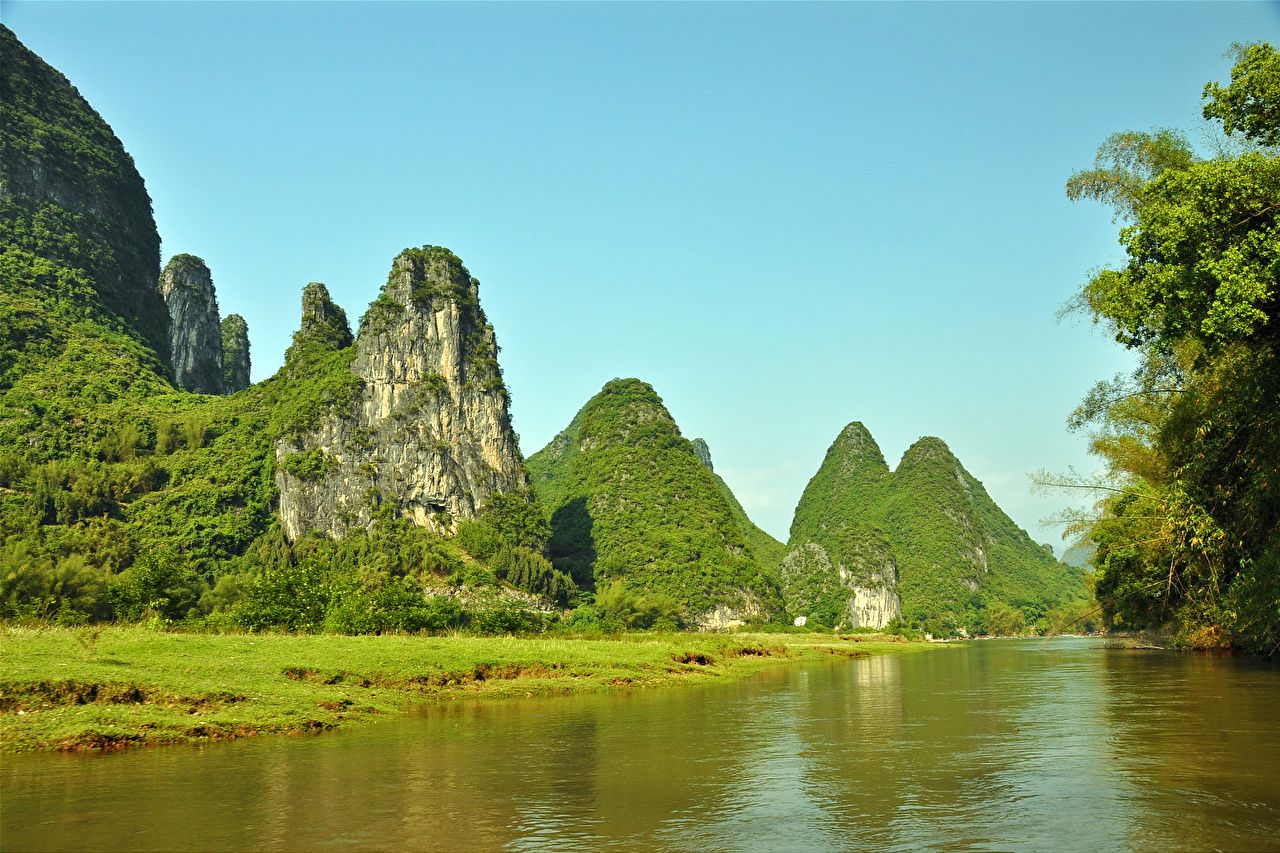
top-left (0, 24), bottom-right (169, 367)
top-left (1057, 41), bottom-right (1279, 655)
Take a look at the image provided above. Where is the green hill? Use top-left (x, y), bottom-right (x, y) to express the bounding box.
top-left (788, 422), bottom-right (1086, 634)
top-left (527, 379), bottom-right (783, 623)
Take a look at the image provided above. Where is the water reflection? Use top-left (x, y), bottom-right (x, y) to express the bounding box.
top-left (3, 639), bottom-right (1278, 852)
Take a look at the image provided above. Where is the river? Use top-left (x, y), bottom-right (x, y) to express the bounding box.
top-left (3, 638), bottom-right (1278, 851)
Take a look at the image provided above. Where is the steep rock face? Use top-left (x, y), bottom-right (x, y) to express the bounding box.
top-left (275, 247), bottom-right (528, 539)
top-left (220, 314), bottom-right (251, 392)
top-left (780, 539), bottom-right (900, 629)
top-left (0, 24), bottom-right (169, 370)
top-left (160, 254), bottom-right (223, 393)
top-left (527, 379), bottom-right (783, 623)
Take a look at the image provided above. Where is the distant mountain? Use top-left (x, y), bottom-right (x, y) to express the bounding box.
top-left (781, 423), bottom-right (901, 629)
top-left (1061, 541), bottom-right (1097, 569)
top-left (527, 379), bottom-right (783, 626)
top-left (785, 422), bottom-right (1086, 632)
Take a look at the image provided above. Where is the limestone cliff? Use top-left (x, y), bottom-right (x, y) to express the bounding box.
top-left (220, 314), bottom-right (251, 392)
top-left (275, 247), bottom-right (529, 540)
top-left (0, 24), bottom-right (169, 367)
top-left (779, 536), bottom-right (900, 629)
top-left (160, 254), bottom-right (223, 394)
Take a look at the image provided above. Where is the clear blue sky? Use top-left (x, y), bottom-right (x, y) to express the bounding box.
top-left (8, 2), bottom-right (1278, 549)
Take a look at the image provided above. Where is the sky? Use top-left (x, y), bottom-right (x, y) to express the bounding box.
top-left (7, 1), bottom-right (1278, 550)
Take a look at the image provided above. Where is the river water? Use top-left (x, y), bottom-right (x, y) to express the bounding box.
top-left (3, 638), bottom-right (1279, 852)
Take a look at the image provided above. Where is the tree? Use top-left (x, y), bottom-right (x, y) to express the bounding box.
top-left (1203, 42), bottom-right (1280, 146)
top-left (1064, 42), bottom-right (1280, 655)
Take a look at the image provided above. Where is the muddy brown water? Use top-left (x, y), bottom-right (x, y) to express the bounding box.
top-left (3, 638), bottom-right (1278, 851)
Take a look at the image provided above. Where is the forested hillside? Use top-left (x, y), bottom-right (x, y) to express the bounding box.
top-left (786, 423), bottom-right (1085, 635)
top-left (527, 379), bottom-right (783, 625)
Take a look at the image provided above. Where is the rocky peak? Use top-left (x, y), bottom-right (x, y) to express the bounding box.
top-left (691, 438), bottom-right (714, 472)
top-left (160, 254), bottom-right (223, 394)
top-left (299, 283), bottom-right (353, 348)
top-left (275, 246), bottom-right (529, 539)
top-left (220, 314), bottom-right (251, 393)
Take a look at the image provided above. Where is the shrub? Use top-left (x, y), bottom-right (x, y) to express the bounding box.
top-left (469, 598), bottom-right (544, 635)
top-left (595, 581), bottom-right (684, 630)
top-left (233, 560), bottom-right (329, 632)
top-left (492, 545), bottom-right (575, 606)
top-left (0, 546), bottom-right (110, 622)
top-left (456, 518), bottom-right (501, 561)
top-left (107, 550), bottom-right (204, 622)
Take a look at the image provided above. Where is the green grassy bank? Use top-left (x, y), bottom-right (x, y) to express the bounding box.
top-left (0, 627), bottom-right (927, 752)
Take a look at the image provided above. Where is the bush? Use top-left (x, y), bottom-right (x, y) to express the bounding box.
top-left (0, 545), bottom-right (110, 622)
top-left (456, 518), bottom-right (500, 561)
top-left (479, 492), bottom-right (551, 552)
top-left (469, 597), bottom-right (545, 635)
top-left (986, 602), bottom-right (1027, 637)
top-left (107, 550), bottom-right (204, 622)
top-left (595, 582), bottom-right (684, 630)
top-left (324, 568), bottom-right (441, 634)
top-left (233, 560), bottom-right (329, 632)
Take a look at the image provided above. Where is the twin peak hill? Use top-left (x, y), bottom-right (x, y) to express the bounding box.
top-left (782, 422), bottom-right (1087, 633)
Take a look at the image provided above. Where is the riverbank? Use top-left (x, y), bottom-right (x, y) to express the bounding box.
top-left (0, 626), bottom-right (929, 752)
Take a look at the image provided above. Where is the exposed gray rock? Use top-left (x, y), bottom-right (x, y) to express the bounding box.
top-left (160, 254), bottom-right (223, 394)
top-left (220, 314), bottom-right (251, 393)
top-left (276, 246), bottom-right (529, 539)
top-left (694, 594), bottom-right (764, 631)
top-left (691, 437), bottom-right (713, 472)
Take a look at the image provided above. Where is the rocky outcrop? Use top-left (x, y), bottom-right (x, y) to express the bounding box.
top-left (296, 283), bottom-right (354, 351)
top-left (780, 536), bottom-right (901, 630)
top-left (691, 437), bottom-right (713, 472)
top-left (160, 255), bottom-right (223, 394)
top-left (275, 246), bottom-right (529, 540)
top-left (695, 594), bottom-right (765, 631)
top-left (220, 314), bottom-right (251, 393)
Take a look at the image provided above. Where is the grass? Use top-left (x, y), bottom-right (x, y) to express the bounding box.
top-left (0, 626), bottom-right (929, 753)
